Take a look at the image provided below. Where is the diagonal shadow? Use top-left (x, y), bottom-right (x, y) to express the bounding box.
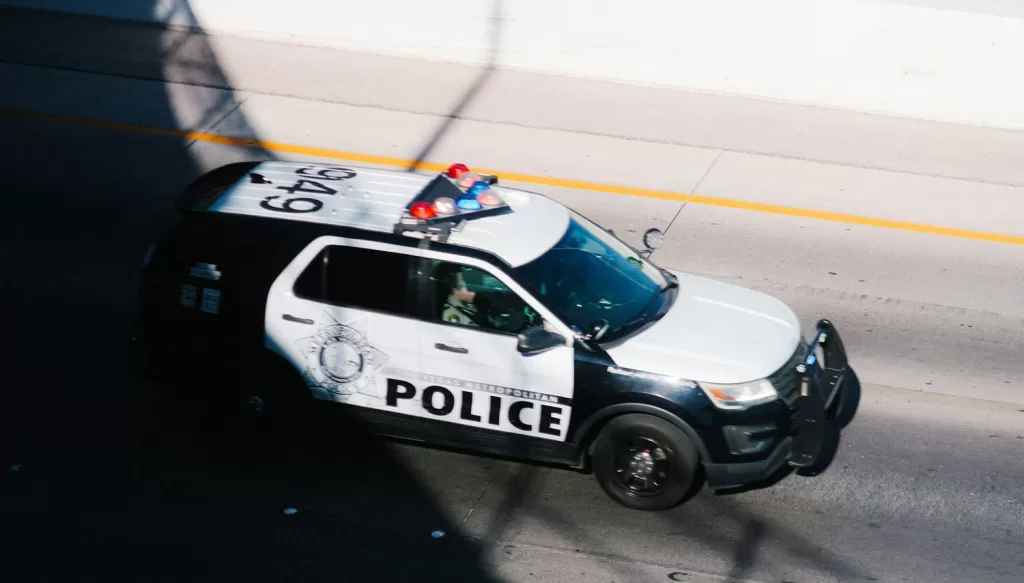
top-left (406, 0), bottom-right (503, 172)
top-left (0, 3), bottom-right (502, 582)
top-left (480, 464), bottom-right (542, 542)
top-left (463, 458), bottom-right (873, 583)
top-left (454, 465), bottom-right (663, 583)
top-left (704, 495), bottom-right (870, 582)
top-left (725, 518), bottom-right (768, 581)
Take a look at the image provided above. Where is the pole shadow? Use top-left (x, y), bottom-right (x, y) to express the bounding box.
top-left (0, 3), bottom-right (502, 581)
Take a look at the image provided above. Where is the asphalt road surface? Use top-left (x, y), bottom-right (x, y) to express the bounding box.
top-left (2, 96), bottom-right (1023, 583)
top-left (1, 8), bottom-right (1023, 583)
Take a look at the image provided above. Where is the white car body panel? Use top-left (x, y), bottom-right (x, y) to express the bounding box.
top-left (605, 271), bottom-right (803, 385)
top-left (208, 160), bottom-right (569, 267)
top-left (264, 235), bottom-right (576, 442)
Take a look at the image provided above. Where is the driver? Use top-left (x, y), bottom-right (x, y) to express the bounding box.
top-left (436, 263), bottom-right (482, 327)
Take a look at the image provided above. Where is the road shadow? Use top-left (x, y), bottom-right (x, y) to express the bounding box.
top-left (452, 370), bottom-right (868, 582)
top-left (0, 3), bottom-right (501, 581)
top-left (459, 463), bottom-right (873, 583)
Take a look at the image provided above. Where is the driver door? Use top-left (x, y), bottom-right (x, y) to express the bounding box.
top-left (412, 252), bottom-right (576, 442)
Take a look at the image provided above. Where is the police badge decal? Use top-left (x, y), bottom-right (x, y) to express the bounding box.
top-left (294, 312), bottom-right (389, 401)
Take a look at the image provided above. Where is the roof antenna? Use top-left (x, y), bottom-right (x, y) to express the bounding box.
top-left (249, 173), bottom-right (272, 184)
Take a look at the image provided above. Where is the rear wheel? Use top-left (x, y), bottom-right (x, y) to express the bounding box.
top-left (591, 414), bottom-right (700, 511)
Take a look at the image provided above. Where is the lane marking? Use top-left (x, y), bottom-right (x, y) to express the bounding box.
top-left (5, 107), bottom-right (1024, 247)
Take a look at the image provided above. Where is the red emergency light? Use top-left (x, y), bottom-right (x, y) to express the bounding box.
top-left (409, 201), bottom-right (436, 219)
top-left (446, 163), bottom-right (469, 179)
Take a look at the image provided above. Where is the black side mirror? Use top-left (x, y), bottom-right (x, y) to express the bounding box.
top-left (517, 326), bottom-right (567, 355)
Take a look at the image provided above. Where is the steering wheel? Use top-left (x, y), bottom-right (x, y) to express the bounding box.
top-left (477, 290), bottom-right (529, 332)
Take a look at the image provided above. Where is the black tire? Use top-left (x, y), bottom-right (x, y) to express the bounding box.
top-left (591, 413), bottom-right (700, 511)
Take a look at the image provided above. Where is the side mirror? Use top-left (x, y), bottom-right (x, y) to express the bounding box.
top-left (517, 326), bottom-right (567, 355)
top-left (641, 227), bottom-right (664, 257)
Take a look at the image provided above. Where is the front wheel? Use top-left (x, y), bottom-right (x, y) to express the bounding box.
top-left (591, 414), bottom-right (700, 511)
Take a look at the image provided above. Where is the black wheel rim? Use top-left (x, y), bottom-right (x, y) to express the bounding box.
top-left (612, 435), bottom-right (672, 496)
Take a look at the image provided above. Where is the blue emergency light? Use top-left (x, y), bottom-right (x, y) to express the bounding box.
top-left (399, 164), bottom-right (511, 227)
top-left (457, 196), bottom-right (483, 210)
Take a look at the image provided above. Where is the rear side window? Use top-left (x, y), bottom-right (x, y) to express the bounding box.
top-left (294, 244), bottom-right (413, 316)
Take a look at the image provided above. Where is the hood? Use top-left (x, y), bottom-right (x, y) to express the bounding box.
top-left (605, 271), bottom-right (802, 384)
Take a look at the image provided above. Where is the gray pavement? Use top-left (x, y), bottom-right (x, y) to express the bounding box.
top-left (1, 6), bottom-right (1023, 583)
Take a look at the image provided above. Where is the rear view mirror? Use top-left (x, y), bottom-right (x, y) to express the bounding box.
top-left (517, 326), bottom-right (567, 355)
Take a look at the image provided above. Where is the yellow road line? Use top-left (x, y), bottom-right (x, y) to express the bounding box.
top-left (5, 107), bottom-right (1024, 247)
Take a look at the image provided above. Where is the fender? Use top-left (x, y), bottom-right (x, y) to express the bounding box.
top-left (572, 402), bottom-right (712, 467)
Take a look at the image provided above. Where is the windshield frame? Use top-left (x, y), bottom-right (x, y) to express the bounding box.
top-left (510, 210), bottom-right (676, 344)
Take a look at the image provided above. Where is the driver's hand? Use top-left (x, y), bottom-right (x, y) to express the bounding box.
top-left (524, 305), bottom-right (537, 325)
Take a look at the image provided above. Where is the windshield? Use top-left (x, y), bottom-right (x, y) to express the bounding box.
top-left (513, 211), bottom-right (671, 342)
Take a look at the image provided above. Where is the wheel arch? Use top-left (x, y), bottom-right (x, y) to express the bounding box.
top-left (572, 403), bottom-right (712, 468)
top-left (233, 343), bottom-right (317, 403)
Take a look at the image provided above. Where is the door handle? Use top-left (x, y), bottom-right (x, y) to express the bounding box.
top-left (435, 343), bottom-right (468, 354)
top-left (282, 314), bottom-right (315, 325)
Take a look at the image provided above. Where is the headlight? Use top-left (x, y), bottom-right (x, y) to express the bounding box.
top-left (698, 379), bottom-right (777, 410)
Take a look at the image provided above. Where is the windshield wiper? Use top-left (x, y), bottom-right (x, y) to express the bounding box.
top-left (605, 282), bottom-right (674, 339)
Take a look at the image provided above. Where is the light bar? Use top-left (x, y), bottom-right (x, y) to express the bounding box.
top-left (398, 163), bottom-right (511, 226)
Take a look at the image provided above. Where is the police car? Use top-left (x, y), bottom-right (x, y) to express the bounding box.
top-left (133, 160), bottom-right (853, 511)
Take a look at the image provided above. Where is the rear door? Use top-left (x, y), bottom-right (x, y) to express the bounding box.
top-left (265, 236), bottom-right (422, 408)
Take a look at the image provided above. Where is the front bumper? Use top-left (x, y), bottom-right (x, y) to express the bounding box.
top-left (704, 319), bottom-right (850, 488)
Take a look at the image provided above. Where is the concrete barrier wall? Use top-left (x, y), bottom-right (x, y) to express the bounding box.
top-left (11, 0), bottom-right (1024, 130)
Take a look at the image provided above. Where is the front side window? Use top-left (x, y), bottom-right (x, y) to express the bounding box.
top-left (512, 211), bottom-right (671, 342)
top-left (427, 259), bottom-right (543, 335)
top-left (294, 244), bottom-right (413, 316)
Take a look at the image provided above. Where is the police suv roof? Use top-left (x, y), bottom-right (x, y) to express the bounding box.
top-left (204, 161), bottom-right (570, 267)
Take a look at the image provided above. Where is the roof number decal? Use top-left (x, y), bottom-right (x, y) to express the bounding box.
top-left (277, 180), bottom-right (337, 197)
top-left (258, 165), bottom-right (357, 215)
top-left (294, 166), bottom-right (357, 181)
top-left (260, 195), bottom-right (324, 214)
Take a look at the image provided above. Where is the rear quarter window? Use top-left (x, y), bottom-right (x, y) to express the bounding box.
top-left (294, 245), bottom-right (414, 316)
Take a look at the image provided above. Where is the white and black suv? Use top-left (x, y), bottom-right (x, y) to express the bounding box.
top-left (133, 160), bottom-right (854, 510)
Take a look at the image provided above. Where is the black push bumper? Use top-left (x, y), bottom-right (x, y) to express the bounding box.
top-left (787, 318), bottom-right (849, 468)
top-left (704, 319), bottom-right (850, 488)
